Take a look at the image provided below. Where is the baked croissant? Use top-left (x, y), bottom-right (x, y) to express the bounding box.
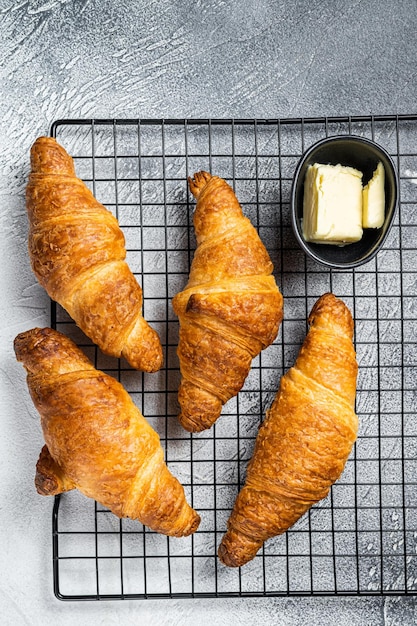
top-left (172, 171), bottom-right (283, 432)
top-left (218, 293), bottom-right (358, 567)
top-left (14, 327), bottom-right (200, 537)
top-left (26, 136), bottom-right (163, 372)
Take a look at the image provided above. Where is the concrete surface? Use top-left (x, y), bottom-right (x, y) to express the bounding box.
top-left (1, 0), bottom-right (417, 624)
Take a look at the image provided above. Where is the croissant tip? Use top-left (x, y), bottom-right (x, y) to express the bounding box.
top-left (139, 356), bottom-right (163, 373)
top-left (30, 136), bottom-right (58, 158)
top-left (35, 445), bottom-right (61, 496)
top-left (218, 541), bottom-right (245, 568)
top-left (218, 544), bottom-right (236, 567)
top-left (188, 171), bottom-right (212, 199)
top-left (308, 292), bottom-right (354, 338)
top-left (184, 512), bottom-right (201, 536)
top-left (35, 472), bottom-right (59, 496)
top-left (132, 344), bottom-right (164, 372)
top-left (122, 332), bottom-right (164, 372)
top-left (29, 136), bottom-right (74, 176)
top-left (218, 527), bottom-right (263, 567)
top-left (14, 327), bottom-right (46, 361)
top-left (177, 410), bottom-right (219, 433)
top-left (32, 135), bottom-right (56, 145)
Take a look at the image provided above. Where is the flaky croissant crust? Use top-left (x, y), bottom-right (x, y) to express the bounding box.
top-left (218, 293), bottom-right (358, 567)
top-left (26, 137), bottom-right (163, 372)
top-left (15, 327), bottom-right (200, 537)
top-left (173, 172), bottom-right (283, 432)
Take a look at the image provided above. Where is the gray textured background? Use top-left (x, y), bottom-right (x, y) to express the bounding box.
top-left (1, 0), bottom-right (416, 624)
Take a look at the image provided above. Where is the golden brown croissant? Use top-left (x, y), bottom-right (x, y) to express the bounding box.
top-left (172, 171), bottom-right (283, 432)
top-left (14, 327), bottom-right (200, 537)
top-left (26, 136), bottom-right (163, 372)
top-left (218, 293), bottom-right (358, 567)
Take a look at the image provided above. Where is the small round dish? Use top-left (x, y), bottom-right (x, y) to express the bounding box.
top-left (290, 135), bottom-right (398, 269)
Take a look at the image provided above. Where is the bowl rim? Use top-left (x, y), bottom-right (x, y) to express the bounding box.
top-left (290, 134), bottom-right (399, 269)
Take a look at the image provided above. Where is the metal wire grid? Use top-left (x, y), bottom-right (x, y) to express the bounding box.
top-left (49, 116), bottom-right (417, 600)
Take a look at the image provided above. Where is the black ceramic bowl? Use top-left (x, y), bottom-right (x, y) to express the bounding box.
top-left (290, 135), bottom-right (398, 269)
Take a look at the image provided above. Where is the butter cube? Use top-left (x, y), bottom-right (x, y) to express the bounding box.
top-left (302, 163), bottom-right (363, 245)
top-left (362, 161), bottom-right (385, 228)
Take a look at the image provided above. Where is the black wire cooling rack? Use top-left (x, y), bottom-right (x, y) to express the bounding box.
top-left (49, 116), bottom-right (417, 600)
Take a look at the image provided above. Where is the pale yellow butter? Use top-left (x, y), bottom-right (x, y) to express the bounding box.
top-left (362, 161), bottom-right (385, 228)
top-left (302, 163), bottom-right (363, 245)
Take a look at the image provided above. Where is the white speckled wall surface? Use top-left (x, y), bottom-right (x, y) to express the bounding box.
top-left (1, 1), bottom-right (417, 624)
